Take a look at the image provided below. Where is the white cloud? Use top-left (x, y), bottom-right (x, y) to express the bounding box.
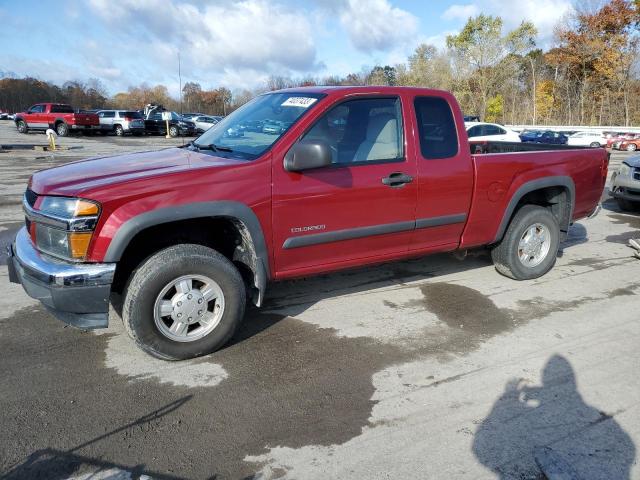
top-left (336, 0), bottom-right (419, 53)
top-left (441, 0), bottom-right (572, 46)
top-left (442, 4), bottom-right (479, 21)
top-left (487, 0), bottom-right (571, 44)
top-left (87, 0), bottom-right (319, 76)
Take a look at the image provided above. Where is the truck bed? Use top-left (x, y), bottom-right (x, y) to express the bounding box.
top-left (470, 140), bottom-right (594, 154)
top-left (460, 143), bottom-right (608, 249)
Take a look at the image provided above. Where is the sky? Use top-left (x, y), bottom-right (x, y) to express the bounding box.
top-left (0, 0), bottom-right (572, 96)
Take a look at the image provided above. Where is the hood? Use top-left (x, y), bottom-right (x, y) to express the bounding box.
top-left (29, 147), bottom-right (242, 197)
top-left (623, 155), bottom-right (640, 168)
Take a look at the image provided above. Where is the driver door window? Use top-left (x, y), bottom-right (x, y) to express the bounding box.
top-left (301, 97), bottom-right (403, 165)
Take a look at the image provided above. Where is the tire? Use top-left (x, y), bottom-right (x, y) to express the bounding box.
top-left (114, 124), bottom-right (124, 136)
top-left (16, 120), bottom-right (28, 134)
top-left (616, 197), bottom-right (638, 211)
top-left (56, 122), bottom-right (69, 137)
top-left (169, 125), bottom-right (179, 137)
top-left (626, 143), bottom-right (637, 152)
top-left (122, 244), bottom-right (246, 360)
top-left (589, 142), bottom-right (601, 148)
top-left (491, 205), bottom-right (560, 280)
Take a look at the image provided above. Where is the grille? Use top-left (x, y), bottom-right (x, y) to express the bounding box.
top-left (25, 188), bottom-right (37, 208)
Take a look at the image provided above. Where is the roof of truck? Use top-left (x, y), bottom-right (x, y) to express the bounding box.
top-left (271, 85), bottom-right (450, 95)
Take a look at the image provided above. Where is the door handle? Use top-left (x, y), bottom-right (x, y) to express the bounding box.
top-left (382, 172), bottom-right (414, 187)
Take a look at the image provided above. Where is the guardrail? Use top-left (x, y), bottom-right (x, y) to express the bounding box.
top-left (507, 125), bottom-right (640, 134)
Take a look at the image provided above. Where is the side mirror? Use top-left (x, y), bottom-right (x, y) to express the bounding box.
top-left (284, 141), bottom-right (332, 172)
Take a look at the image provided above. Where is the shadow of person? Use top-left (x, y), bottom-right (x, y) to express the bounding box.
top-left (473, 355), bottom-right (635, 479)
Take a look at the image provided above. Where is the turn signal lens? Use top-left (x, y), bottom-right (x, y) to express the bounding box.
top-left (74, 200), bottom-right (100, 216)
top-left (69, 232), bottom-right (93, 259)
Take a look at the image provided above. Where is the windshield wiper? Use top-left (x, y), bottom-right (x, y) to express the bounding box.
top-left (192, 142), bottom-right (233, 152)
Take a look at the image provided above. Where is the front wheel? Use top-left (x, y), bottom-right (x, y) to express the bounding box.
top-left (589, 142), bottom-right (601, 148)
top-left (114, 124), bottom-right (124, 136)
top-left (616, 197), bottom-right (638, 211)
top-left (16, 120), bottom-right (28, 134)
top-left (122, 244), bottom-right (246, 360)
top-left (169, 125), bottom-right (179, 137)
top-left (491, 205), bottom-right (560, 280)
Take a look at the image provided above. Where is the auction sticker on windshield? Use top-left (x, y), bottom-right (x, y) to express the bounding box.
top-left (281, 97), bottom-right (318, 108)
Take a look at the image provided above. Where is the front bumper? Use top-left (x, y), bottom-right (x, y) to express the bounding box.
top-left (70, 124), bottom-right (101, 130)
top-left (7, 227), bottom-right (115, 329)
top-left (611, 174), bottom-right (640, 202)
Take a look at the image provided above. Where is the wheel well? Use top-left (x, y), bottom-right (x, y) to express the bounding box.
top-left (510, 186), bottom-right (572, 235)
top-left (112, 217), bottom-right (259, 299)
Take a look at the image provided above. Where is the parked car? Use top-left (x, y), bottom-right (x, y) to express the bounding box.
top-left (14, 103), bottom-right (100, 136)
top-left (0, 111), bottom-right (9, 120)
top-left (619, 138), bottom-right (640, 152)
top-left (610, 155), bottom-right (640, 210)
top-left (8, 86), bottom-right (607, 360)
top-left (144, 111), bottom-right (196, 137)
top-left (567, 131), bottom-right (606, 148)
top-left (262, 120), bottom-right (286, 135)
top-left (521, 130), bottom-right (568, 145)
top-left (181, 113), bottom-right (205, 120)
top-left (192, 115), bottom-right (220, 133)
top-left (466, 122), bottom-right (521, 142)
top-left (97, 110), bottom-right (145, 136)
top-left (463, 115), bottom-right (480, 122)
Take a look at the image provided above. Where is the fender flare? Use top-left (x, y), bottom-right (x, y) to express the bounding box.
top-left (103, 201), bottom-right (270, 305)
top-left (493, 176), bottom-right (575, 243)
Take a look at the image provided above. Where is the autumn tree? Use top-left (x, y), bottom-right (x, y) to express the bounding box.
top-left (447, 15), bottom-right (537, 120)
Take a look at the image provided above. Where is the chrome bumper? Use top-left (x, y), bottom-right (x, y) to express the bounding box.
top-left (7, 227), bottom-right (115, 329)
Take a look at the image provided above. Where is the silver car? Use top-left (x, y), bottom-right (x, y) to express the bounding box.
top-left (611, 155), bottom-right (640, 210)
top-left (97, 110), bottom-right (145, 136)
top-left (192, 115), bottom-right (220, 134)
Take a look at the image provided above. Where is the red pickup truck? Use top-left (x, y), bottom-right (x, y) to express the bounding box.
top-left (14, 103), bottom-right (100, 136)
top-left (8, 87), bottom-right (607, 360)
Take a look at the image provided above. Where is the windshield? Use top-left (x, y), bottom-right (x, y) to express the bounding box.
top-left (193, 92), bottom-right (324, 159)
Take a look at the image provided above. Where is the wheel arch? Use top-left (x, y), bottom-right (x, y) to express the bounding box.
top-left (494, 176), bottom-right (575, 243)
top-left (105, 202), bottom-right (269, 306)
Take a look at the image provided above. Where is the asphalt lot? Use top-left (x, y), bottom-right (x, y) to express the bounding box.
top-left (1, 121), bottom-right (639, 480)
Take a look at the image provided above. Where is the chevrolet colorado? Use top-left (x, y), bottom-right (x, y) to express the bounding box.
top-left (8, 87), bottom-right (607, 360)
top-left (14, 103), bottom-right (100, 136)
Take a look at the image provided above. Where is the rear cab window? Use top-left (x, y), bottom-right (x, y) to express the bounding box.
top-left (50, 105), bottom-right (74, 114)
top-left (414, 96), bottom-right (459, 159)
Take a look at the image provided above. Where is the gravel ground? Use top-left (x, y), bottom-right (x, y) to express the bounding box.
top-left (1, 121), bottom-right (639, 479)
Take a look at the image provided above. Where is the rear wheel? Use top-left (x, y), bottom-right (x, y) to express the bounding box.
top-left (491, 205), bottom-right (560, 280)
top-left (56, 122), bottom-right (69, 137)
top-left (589, 142), bottom-right (601, 148)
top-left (122, 244), bottom-right (246, 360)
top-left (114, 124), bottom-right (124, 136)
top-left (16, 120), bottom-right (28, 134)
top-left (626, 143), bottom-right (637, 152)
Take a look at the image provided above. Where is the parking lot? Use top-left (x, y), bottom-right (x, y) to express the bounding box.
top-left (1, 121), bottom-right (639, 479)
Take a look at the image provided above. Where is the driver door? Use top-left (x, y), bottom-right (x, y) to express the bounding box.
top-left (271, 95), bottom-right (417, 276)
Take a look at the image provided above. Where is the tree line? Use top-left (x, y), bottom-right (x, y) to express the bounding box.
top-left (1, 0), bottom-right (638, 126)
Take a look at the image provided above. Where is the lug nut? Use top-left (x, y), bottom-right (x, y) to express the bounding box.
top-left (188, 294), bottom-right (192, 300)
top-left (198, 298), bottom-right (203, 304)
top-left (188, 317), bottom-right (192, 321)
top-left (177, 301), bottom-right (182, 307)
top-left (177, 313), bottom-right (182, 318)
top-left (198, 310), bottom-right (203, 315)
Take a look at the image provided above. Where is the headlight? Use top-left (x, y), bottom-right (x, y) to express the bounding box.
top-left (26, 195), bottom-right (100, 261)
top-left (39, 196), bottom-right (99, 218)
top-left (619, 163), bottom-right (632, 177)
